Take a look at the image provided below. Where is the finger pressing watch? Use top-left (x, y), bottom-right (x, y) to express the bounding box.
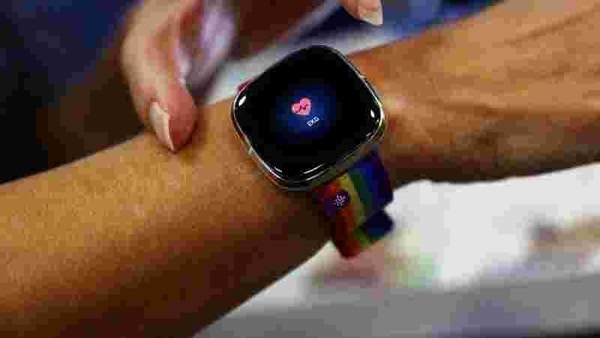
top-left (231, 45), bottom-right (394, 258)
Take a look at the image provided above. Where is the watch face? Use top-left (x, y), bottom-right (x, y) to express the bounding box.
top-left (232, 46), bottom-right (384, 189)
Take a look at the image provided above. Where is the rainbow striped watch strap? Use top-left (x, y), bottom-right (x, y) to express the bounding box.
top-left (313, 151), bottom-right (394, 258)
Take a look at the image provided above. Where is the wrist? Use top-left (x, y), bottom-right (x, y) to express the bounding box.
top-left (347, 40), bottom-right (500, 185)
top-left (347, 45), bottom-right (424, 188)
top-left (223, 45), bottom-right (399, 258)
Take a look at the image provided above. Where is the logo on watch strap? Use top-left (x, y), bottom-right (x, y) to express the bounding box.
top-left (327, 189), bottom-right (351, 214)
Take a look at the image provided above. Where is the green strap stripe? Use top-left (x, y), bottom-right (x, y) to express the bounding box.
top-left (349, 168), bottom-right (373, 218)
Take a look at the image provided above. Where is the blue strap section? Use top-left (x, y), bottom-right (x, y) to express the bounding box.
top-left (360, 210), bottom-right (394, 242)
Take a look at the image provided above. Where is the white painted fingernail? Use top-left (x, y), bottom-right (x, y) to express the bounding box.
top-left (149, 102), bottom-right (175, 151)
top-left (358, 0), bottom-right (384, 26)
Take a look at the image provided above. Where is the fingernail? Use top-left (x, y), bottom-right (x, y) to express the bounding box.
top-left (149, 102), bottom-right (176, 152)
top-left (358, 0), bottom-right (384, 26)
top-left (178, 0), bottom-right (237, 94)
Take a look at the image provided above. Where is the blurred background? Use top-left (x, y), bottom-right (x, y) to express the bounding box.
top-left (5, 0), bottom-right (600, 337)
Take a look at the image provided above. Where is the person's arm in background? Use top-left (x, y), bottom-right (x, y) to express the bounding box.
top-left (35, 0), bottom-right (339, 166)
top-left (4, 0), bottom-right (600, 337)
top-left (35, 0), bottom-right (381, 166)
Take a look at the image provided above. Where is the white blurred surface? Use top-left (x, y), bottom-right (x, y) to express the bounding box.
top-left (200, 274), bottom-right (600, 337)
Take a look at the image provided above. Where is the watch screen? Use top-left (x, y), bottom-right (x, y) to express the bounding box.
top-left (233, 46), bottom-right (383, 183)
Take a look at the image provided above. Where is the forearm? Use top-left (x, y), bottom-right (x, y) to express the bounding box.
top-left (2, 96), bottom-right (334, 337)
top-left (354, 0), bottom-right (600, 182)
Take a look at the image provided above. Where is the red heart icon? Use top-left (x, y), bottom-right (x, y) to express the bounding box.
top-left (291, 97), bottom-right (312, 116)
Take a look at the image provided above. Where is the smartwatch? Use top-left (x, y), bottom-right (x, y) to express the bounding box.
top-left (231, 45), bottom-right (394, 258)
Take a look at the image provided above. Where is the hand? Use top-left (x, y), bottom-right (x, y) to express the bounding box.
top-left (120, 0), bottom-right (384, 152)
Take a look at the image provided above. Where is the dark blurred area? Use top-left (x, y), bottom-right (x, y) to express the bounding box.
top-left (0, 1), bottom-right (130, 183)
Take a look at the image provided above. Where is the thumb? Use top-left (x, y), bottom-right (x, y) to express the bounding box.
top-left (122, 0), bottom-right (236, 152)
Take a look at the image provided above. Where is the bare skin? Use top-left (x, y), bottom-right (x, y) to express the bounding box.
top-left (4, 0), bottom-right (600, 337)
